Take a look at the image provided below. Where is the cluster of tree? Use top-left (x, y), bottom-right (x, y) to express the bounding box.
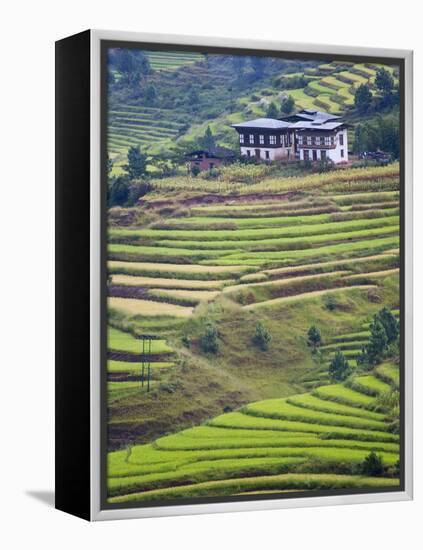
top-left (265, 95), bottom-right (295, 118)
top-left (108, 48), bottom-right (151, 89)
top-left (353, 111), bottom-right (400, 159)
top-left (200, 318), bottom-right (272, 355)
top-left (108, 145), bottom-right (151, 207)
top-left (275, 74), bottom-right (309, 90)
top-left (358, 308), bottom-right (399, 367)
top-left (326, 307), bottom-right (399, 382)
top-left (232, 56), bottom-right (268, 83)
top-left (233, 57), bottom-right (317, 88)
top-left (354, 67), bottom-right (399, 115)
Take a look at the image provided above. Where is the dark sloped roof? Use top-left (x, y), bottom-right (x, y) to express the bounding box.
top-left (280, 109), bottom-right (341, 123)
top-left (231, 118), bottom-right (291, 129)
top-left (231, 111), bottom-right (348, 134)
top-left (290, 121), bottom-right (345, 131)
top-left (186, 146), bottom-right (235, 159)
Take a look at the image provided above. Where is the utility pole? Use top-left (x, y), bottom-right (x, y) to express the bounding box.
top-left (141, 335), bottom-right (153, 392)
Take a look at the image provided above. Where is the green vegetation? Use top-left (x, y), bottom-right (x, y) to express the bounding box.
top-left (329, 351), bottom-right (351, 382)
top-left (307, 325), bottom-right (322, 352)
top-left (108, 365), bottom-right (400, 502)
top-left (200, 321), bottom-right (220, 354)
top-left (252, 321), bottom-right (272, 351)
top-left (104, 48), bottom-right (402, 504)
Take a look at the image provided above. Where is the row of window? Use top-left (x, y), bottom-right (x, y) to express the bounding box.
top-left (297, 134), bottom-right (344, 147)
top-left (240, 133), bottom-right (344, 147)
top-left (239, 133), bottom-right (291, 146)
top-left (303, 149), bottom-right (344, 160)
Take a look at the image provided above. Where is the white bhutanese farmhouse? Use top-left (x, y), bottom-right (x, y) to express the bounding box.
top-left (232, 109), bottom-right (350, 164)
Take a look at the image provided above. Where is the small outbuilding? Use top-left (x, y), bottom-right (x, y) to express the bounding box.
top-left (185, 146), bottom-right (236, 171)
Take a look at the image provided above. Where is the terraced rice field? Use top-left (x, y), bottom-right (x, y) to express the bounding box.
top-left (107, 370), bottom-right (399, 503)
top-left (145, 50), bottom-right (203, 71)
top-left (108, 105), bottom-right (186, 159)
top-left (277, 61), bottom-right (396, 118)
top-left (106, 163), bottom-right (401, 502)
top-left (320, 309), bottom-right (399, 367)
top-left (108, 58), bottom-right (396, 168)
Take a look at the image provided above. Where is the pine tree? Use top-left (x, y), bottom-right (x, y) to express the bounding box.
top-left (145, 84), bottom-right (157, 106)
top-left (281, 95), bottom-right (295, 115)
top-left (252, 322), bottom-right (271, 351)
top-left (366, 318), bottom-right (388, 365)
top-left (307, 326), bottom-right (322, 353)
top-left (266, 102), bottom-right (279, 119)
top-left (124, 145), bottom-right (147, 180)
top-left (376, 308), bottom-right (399, 344)
top-left (199, 126), bottom-right (216, 151)
top-left (360, 451), bottom-right (384, 476)
top-left (329, 351), bottom-right (351, 382)
top-left (375, 68), bottom-right (394, 96)
top-left (200, 322), bottom-right (219, 354)
top-left (354, 83), bottom-right (373, 114)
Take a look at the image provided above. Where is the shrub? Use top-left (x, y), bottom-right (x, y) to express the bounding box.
top-left (323, 294), bottom-right (338, 311)
top-left (181, 335), bottom-right (191, 348)
top-left (203, 168), bottom-right (220, 180)
top-left (360, 451), bottom-right (384, 476)
top-left (191, 164), bottom-right (201, 177)
top-left (317, 157), bottom-right (335, 173)
top-left (329, 351), bottom-right (351, 382)
top-left (252, 321), bottom-right (272, 351)
top-left (127, 180), bottom-right (153, 205)
top-left (108, 175), bottom-right (130, 207)
top-left (200, 322), bottom-right (219, 354)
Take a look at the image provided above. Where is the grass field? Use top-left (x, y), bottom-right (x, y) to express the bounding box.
top-left (106, 162), bottom-right (401, 502)
top-left (107, 368), bottom-right (400, 502)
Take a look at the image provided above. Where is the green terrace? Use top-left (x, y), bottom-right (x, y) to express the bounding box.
top-left (107, 368), bottom-right (400, 503)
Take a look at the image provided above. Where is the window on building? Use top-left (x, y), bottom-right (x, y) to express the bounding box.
top-left (297, 135), bottom-right (303, 146)
top-left (339, 133), bottom-right (344, 146)
top-left (286, 133), bottom-right (291, 146)
top-left (321, 150), bottom-right (326, 160)
top-left (269, 135), bottom-right (276, 145)
top-left (259, 135), bottom-right (264, 145)
top-left (307, 136), bottom-right (312, 145)
top-left (324, 136), bottom-right (331, 146)
top-left (239, 133), bottom-right (244, 144)
top-left (265, 151), bottom-right (270, 159)
top-left (280, 134), bottom-right (284, 146)
top-left (246, 150), bottom-right (251, 157)
top-left (315, 136), bottom-right (321, 145)
top-left (340, 149), bottom-right (344, 158)
top-left (249, 134), bottom-right (254, 144)
top-left (304, 150), bottom-right (310, 160)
